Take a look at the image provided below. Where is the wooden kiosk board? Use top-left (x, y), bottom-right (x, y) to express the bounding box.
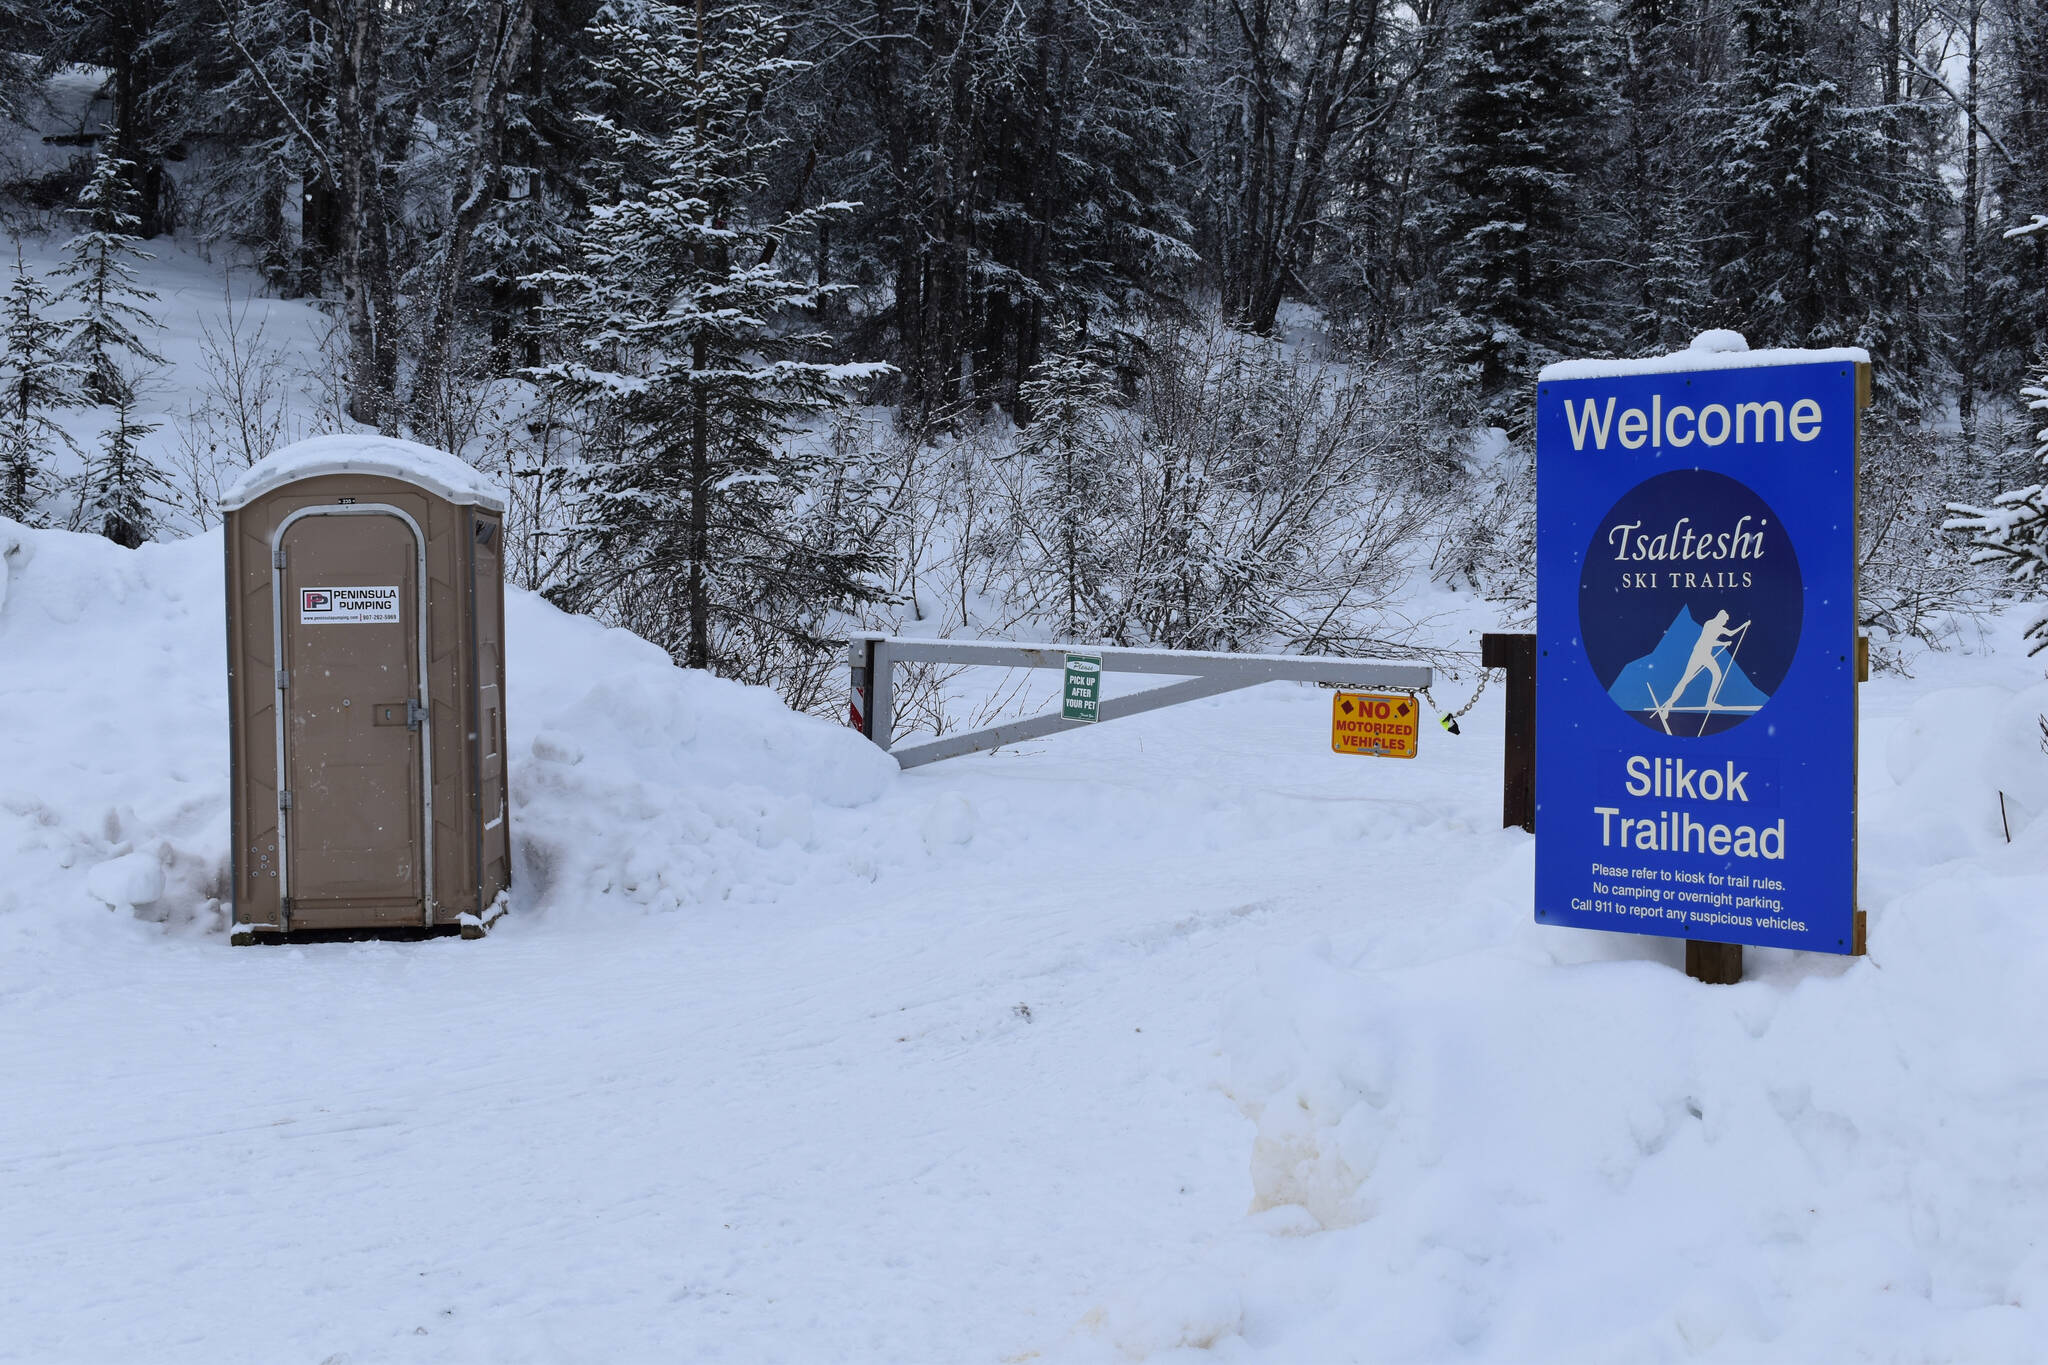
top-left (220, 435), bottom-right (511, 942)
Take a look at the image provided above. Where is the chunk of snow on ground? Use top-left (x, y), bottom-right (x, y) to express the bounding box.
top-left (85, 849), bottom-right (167, 910)
top-left (919, 791), bottom-right (976, 850)
top-left (0, 515), bottom-right (25, 613)
top-left (1086, 1277), bottom-right (1245, 1358)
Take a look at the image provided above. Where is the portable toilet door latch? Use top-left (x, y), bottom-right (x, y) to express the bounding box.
top-left (373, 699), bottom-right (428, 730)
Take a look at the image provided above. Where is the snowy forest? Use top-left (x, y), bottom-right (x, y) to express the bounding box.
top-left (0, 0), bottom-right (2045, 702)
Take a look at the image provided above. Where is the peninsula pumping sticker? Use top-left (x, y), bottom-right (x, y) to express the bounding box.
top-left (300, 585), bottom-right (401, 624)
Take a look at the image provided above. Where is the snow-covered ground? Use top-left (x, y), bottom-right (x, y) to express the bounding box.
top-left (5, 508), bottom-right (2048, 1363)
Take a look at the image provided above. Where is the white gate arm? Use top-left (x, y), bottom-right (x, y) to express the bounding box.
top-left (847, 634), bottom-right (1433, 769)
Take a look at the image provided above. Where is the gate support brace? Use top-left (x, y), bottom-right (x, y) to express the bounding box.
top-left (890, 674), bottom-right (1251, 768)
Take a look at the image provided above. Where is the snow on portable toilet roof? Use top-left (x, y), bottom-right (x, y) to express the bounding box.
top-left (219, 433), bottom-right (507, 512)
top-left (1538, 331), bottom-right (1870, 382)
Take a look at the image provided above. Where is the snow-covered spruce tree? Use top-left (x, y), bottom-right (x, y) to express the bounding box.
top-left (1948, 361), bottom-right (2048, 653)
top-left (530, 0), bottom-right (889, 679)
top-left (0, 246), bottom-right (80, 524)
top-left (83, 385), bottom-right (165, 548)
top-left (152, 0), bottom-right (327, 292)
top-left (0, 2), bottom-right (46, 126)
top-left (1981, 0), bottom-right (2048, 402)
top-left (1950, 220), bottom-right (2048, 656)
top-left (1703, 0), bottom-right (1947, 402)
top-left (786, 0), bottom-right (1192, 417)
top-left (1010, 343), bottom-right (1120, 641)
top-left (1706, 0), bottom-right (1960, 648)
top-left (1617, 0), bottom-right (1710, 353)
top-left (1423, 0), bottom-right (1618, 430)
top-left (57, 153), bottom-right (166, 407)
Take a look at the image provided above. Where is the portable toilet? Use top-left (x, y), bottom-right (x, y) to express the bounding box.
top-left (220, 435), bottom-right (510, 942)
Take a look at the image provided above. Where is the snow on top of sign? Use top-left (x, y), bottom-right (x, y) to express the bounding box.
top-left (219, 433), bottom-right (506, 512)
top-left (1539, 331), bottom-right (1870, 382)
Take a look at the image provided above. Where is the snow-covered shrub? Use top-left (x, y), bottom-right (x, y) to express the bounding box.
top-left (979, 321), bottom-right (1458, 657)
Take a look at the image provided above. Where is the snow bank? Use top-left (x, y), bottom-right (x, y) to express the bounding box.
top-left (1203, 686), bottom-right (2048, 1359)
top-left (0, 519), bottom-right (895, 937)
top-left (219, 432), bottom-right (507, 511)
top-left (1875, 683), bottom-right (2048, 859)
top-left (506, 591), bottom-right (898, 916)
top-left (0, 519), bottom-right (230, 940)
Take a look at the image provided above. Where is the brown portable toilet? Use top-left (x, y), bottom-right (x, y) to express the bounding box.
top-left (220, 434), bottom-right (510, 943)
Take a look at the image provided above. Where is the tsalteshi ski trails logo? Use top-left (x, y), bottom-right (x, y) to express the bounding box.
top-left (1579, 468), bottom-right (1802, 738)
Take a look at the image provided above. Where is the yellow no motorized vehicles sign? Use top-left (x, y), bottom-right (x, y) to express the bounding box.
top-left (1331, 691), bottom-right (1420, 759)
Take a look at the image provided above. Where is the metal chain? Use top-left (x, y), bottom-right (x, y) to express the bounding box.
top-left (1419, 666), bottom-right (1491, 721)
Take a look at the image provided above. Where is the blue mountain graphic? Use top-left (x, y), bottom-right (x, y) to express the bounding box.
top-left (1607, 607), bottom-right (1770, 714)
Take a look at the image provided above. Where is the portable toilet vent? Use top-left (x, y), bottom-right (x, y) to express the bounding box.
top-left (220, 435), bottom-right (510, 942)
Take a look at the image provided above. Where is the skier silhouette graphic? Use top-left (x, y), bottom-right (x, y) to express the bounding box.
top-left (1652, 609), bottom-right (1751, 733)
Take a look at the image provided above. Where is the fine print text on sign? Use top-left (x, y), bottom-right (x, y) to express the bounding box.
top-left (300, 585), bottom-right (401, 625)
top-left (1534, 351), bottom-right (1861, 954)
top-left (1062, 652), bottom-right (1102, 723)
top-left (1330, 691), bottom-right (1419, 759)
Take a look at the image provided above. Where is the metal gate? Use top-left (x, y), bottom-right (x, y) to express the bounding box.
top-left (848, 634), bottom-right (1434, 768)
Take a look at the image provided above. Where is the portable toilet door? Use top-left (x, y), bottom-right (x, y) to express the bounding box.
top-left (220, 434), bottom-right (510, 941)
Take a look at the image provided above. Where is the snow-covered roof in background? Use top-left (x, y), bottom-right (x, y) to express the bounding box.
top-left (219, 434), bottom-right (506, 512)
top-left (1539, 331), bottom-right (1870, 382)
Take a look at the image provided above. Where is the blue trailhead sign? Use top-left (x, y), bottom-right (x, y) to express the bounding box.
top-left (1534, 339), bottom-right (1864, 955)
